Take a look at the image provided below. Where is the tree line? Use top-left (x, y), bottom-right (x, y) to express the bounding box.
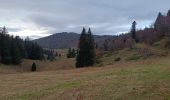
top-left (67, 48), bottom-right (77, 58)
top-left (100, 10), bottom-right (170, 52)
top-left (0, 27), bottom-right (44, 65)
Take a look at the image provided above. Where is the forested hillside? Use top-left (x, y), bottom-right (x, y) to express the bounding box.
top-left (99, 10), bottom-right (170, 52)
top-left (33, 32), bottom-right (113, 49)
top-left (0, 27), bottom-right (44, 65)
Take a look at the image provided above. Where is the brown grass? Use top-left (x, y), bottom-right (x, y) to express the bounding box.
top-left (0, 56), bottom-right (170, 100)
top-left (0, 58), bottom-right (75, 74)
top-left (1, 46), bottom-right (170, 99)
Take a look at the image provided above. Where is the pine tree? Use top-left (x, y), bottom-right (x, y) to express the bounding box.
top-left (32, 62), bottom-right (36, 72)
top-left (15, 36), bottom-right (25, 58)
top-left (76, 28), bottom-right (95, 68)
top-left (0, 28), bottom-right (12, 64)
top-left (154, 12), bottom-right (163, 30)
top-left (157, 12), bottom-right (163, 18)
top-left (71, 48), bottom-right (76, 58)
top-left (76, 28), bottom-right (87, 68)
top-left (131, 21), bottom-right (137, 42)
top-left (86, 28), bottom-right (95, 66)
top-left (67, 48), bottom-right (76, 58)
top-left (67, 48), bottom-right (72, 58)
top-left (11, 37), bottom-right (22, 64)
top-left (167, 10), bottom-right (170, 16)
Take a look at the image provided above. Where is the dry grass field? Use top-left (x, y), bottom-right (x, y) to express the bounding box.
top-left (0, 56), bottom-right (170, 100)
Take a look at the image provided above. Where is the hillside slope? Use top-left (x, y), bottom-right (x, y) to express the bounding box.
top-left (0, 57), bottom-right (170, 100)
top-left (33, 32), bottom-right (113, 49)
top-left (1, 39), bottom-right (170, 99)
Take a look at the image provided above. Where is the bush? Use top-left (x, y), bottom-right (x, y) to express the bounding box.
top-left (126, 55), bottom-right (140, 61)
top-left (32, 62), bottom-right (36, 72)
top-left (95, 59), bottom-right (102, 64)
top-left (105, 52), bottom-right (112, 57)
top-left (114, 57), bottom-right (121, 62)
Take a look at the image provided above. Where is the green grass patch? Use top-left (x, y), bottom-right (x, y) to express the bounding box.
top-left (12, 81), bottom-right (82, 100)
top-left (126, 55), bottom-right (141, 61)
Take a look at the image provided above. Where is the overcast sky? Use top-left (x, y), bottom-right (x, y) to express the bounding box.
top-left (0, 0), bottom-right (170, 39)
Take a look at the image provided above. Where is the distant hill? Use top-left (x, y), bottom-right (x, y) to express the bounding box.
top-left (33, 32), bottom-right (113, 49)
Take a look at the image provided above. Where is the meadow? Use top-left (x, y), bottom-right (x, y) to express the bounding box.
top-left (0, 55), bottom-right (170, 100)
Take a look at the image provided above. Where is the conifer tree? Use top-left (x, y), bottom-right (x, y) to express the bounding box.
top-left (76, 28), bottom-right (95, 68)
top-left (11, 37), bottom-right (22, 64)
top-left (67, 48), bottom-right (76, 58)
top-left (15, 36), bottom-right (25, 58)
top-left (131, 21), bottom-right (137, 42)
top-left (154, 12), bottom-right (163, 30)
top-left (76, 28), bottom-right (86, 67)
top-left (32, 62), bottom-right (36, 72)
top-left (71, 48), bottom-right (76, 58)
top-left (0, 28), bottom-right (12, 64)
top-left (86, 28), bottom-right (95, 66)
top-left (67, 48), bottom-right (72, 58)
top-left (167, 10), bottom-right (170, 16)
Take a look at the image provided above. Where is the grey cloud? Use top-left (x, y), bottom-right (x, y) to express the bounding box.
top-left (7, 27), bottom-right (22, 32)
top-left (0, 0), bottom-right (170, 38)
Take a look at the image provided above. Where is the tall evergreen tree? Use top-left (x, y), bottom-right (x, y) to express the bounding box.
top-left (167, 10), bottom-right (170, 16)
top-left (131, 21), bottom-right (137, 42)
top-left (71, 48), bottom-right (76, 58)
top-left (154, 12), bottom-right (163, 30)
top-left (11, 37), bottom-right (22, 64)
top-left (67, 48), bottom-right (72, 58)
top-left (157, 12), bottom-right (163, 18)
top-left (15, 36), bottom-right (25, 58)
top-left (0, 28), bottom-right (12, 64)
top-left (76, 28), bottom-right (86, 68)
top-left (76, 28), bottom-right (95, 68)
top-left (86, 28), bottom-right (95, 66)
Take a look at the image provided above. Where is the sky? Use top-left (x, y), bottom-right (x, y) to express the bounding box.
top-left (0, 0), bottom-right (170, 39)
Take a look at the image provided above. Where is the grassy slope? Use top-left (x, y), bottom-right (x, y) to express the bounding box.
top-left (0, 58), bottom-right (75, 74)
top-left (0, 56), bottom-right (170, 100)
top-left (97, 42), bottom-right (168, 66)
top-left (1, 42), bottom-right (170, 100)
top-left (0, 49), bottom-right (75, 74)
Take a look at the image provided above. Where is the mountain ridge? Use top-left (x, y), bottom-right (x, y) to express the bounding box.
top-left (33, 32), bottom-right (113, 49)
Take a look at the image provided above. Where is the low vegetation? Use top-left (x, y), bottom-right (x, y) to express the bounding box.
top-left (0, 56), bottom-right (170, 100)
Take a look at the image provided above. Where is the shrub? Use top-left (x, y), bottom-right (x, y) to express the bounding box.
top-left (126, 55), bottom-right (140, 61)
top-left (114, 57), bottom-right (121, 62)
top-left (32, 62), bottom-right (36, 72)
top-left (96, 59), bottom-right (102, 64)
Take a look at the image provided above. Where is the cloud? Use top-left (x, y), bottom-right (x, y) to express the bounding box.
top-left (0, 0), bottom-right (170, 39)
top-left (7, 27), bottom-right (22, 32)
